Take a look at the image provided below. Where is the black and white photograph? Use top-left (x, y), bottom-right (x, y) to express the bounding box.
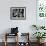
top-left (10, 7), bottom-right (26, 20)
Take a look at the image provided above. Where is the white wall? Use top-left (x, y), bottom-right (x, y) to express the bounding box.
top-left (0, 0), bottom-right (37, 42)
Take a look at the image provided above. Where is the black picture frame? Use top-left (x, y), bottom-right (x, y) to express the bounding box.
top-left (10, 7), bottom-right (26, 20)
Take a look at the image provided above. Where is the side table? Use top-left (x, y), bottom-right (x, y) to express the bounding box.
top-left (4, 33), bottom-right (18, 46)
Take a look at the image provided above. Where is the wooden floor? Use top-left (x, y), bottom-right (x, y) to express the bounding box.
top-left (0, 42), bottom-right (46, 46)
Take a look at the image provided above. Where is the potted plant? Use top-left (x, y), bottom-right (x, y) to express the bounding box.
top-left (33, 32), bottom-right (46, 43)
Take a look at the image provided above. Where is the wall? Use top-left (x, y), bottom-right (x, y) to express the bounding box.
top-left (0, 0), bottom-right (36, 42)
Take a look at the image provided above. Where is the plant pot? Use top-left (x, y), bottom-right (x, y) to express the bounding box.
top-left (37, 39), bottom-right (40, 43)
top-left (37, 39), bottom-right (45, 44)
top-left (40, 39), bottom-right (45, 43)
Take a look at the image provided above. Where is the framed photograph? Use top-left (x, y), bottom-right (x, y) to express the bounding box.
top-left (36, 0), bottom-right (46, 25)
top-left (37, 0), bottom-right (46, 18)
top-left (10, 7), bottom-right (26, 20)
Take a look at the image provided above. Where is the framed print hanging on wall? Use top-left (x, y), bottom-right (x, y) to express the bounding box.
top-left (37, 0), bottom-right (46, 19)
top-left (36, 0), bottom-right (46, 26)
top-left (10, 7), bottom-right (26, 20)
